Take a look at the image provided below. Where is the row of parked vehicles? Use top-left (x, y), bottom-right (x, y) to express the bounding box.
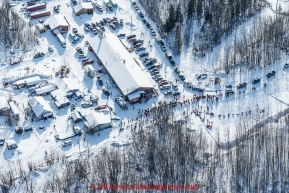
top-left (225, 70), bottom-right (276, 91)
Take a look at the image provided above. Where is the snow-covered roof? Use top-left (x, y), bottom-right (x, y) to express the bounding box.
top-left (88, 34), bottom-right (153, 95)
top-left (46, 14), bottom-right (69, 30)
top-left (35, 85), bottom-right (56, 95)
top-left (14, 76), bottom-right (42, 87)
top-left (62, 78), bottom-right (79, 93)
top-left (73, 2), bottom-right (93, 13)
top-left (50, 89), bottom-right (66, 99)
top-left (127, 90), bottom-right (145, 100)
top-left (84, 65), bottom-right (94, 72)
top-left (28, 97), bottom-right (53, 119)
top-left (8, 101), bottom-right (20, 115)
top-left (26, 3), bottom-right (46, 11)
top-left (71, 112), bottom-right (82, 122)
top-left (85, 112), bottom-right (111, 128)
top-left (0, 97), bottom-right (8, 111)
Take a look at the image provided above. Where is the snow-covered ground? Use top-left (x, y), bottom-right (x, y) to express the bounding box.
top-left (1, 0), bottom-right (289, 181)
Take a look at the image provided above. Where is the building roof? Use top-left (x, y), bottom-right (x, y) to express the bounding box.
top-left (84, 65), bottom-right (95, 72)
top-left (14, 76), bottom-right (42, 87)
top-left (85, 112), bottom-right (111, 128)
top-left (35, 85), bottom-right (56, 95)
top-left (127, 90), bottom-right (145, 100)
top-left (46, 14), bottom-right (69, 30)
top-left (26, 2), bottom-right (46, 11)
top-left (8, 101), bottom-right (20, 115)
top-left (88, 34), bottom-right (153, 95)
top-left (62, 78), bottom-right (79, 93)
top-left (73, 2), bottom-right (93, 13)
top-left (0, 97), bottom-right (8, 111)
top-left (71, 112), bottom-right (82, 122)
top-left (28, 97), bottom-right (53, 119)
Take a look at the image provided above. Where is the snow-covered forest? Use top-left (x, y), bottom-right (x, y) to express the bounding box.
top-left (1, 104), bottom-right (289, 192)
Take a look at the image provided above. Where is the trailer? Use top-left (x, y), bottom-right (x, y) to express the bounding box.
top-left (27, 3), bottom-right (47, 12)
top-left (8, 101), bottom-right (20, 120)
top-left (30, 10), bottom-right (51, 19)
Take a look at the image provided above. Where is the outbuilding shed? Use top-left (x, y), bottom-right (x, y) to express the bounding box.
top-left (13, 76), bottom-right (42, 88)
top-left (73, 2), bottom-right (93, 16)
top-left (30, 10), bottom-right (51, 19)
top-left (8, 101), bottom-right (20, 120)
top-left (71, 112), bottom-right (82, 123)
top-left (27, 3), bottom-right (47, 12)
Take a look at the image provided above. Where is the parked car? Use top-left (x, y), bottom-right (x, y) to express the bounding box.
top-left (237, 82), bottom-right (247, 89)
top-left (119, 19), bottom-right (123, 26)
top-left (76, 46), bottom-right (82, 52)
top-left (173, 91), bottom-right (181, 96)
top-left (33, 52), bottom-right (44, 59)
top-left (115, 97), bottom-right (126, 108)
top-left (169, 59), bottom-right (175, 66)
top-left (191, 86), bottom-right (205, 92)
top-left (160, 85), bottom-right (170, 90)
top-left (148, 65), bottom-right (158, 70)
top-left (82, 59), bottom-right (94, 66)
top-left (127, 34), bottom-right (136, 40)
top-left (164, 90), bottom-right (172, 95)
top-left (142, 18), bottom-right (147, 24)
top-left (161, 46), bottom-right (167, 52)
top-left (150, 28), bottom-right (156, 36)
top-left (109, 24), bottom-right (116, 30)
top-left (134, 43), bottom-right (142, 48)
top-left (146, 23), bottom-right (151, 28)
top-left (117, 33), bottom-right (126, 38)
top-left (7, 140), bottom-right (17, 150)
top-left (98, 78), bottom-right (103, 85)
top-left (175, 67), bottom-right (181, 74)
top-left (102, 87), bottom-right (110, 96)
top-left (133, 39), bottom-right (144, 45)
top-left (95, 3), bottom-right (103, 12)
top-left (284, 63), bottom-right (289, 69)
top-left (11, 60), bottom-right (20, 65)
top-left (266, 71), bottom-right (276, 78)
top-left (72, 36), bottom-right (80, 44)
top-left (184, 80), bottom-right (192, 88)
top-left (48, 46), bottom-right (54, 52)
top-left (105, 2), bottom-right (113, 11)
top-left (149, 68), bottom-right (159, 74)
top-left (226, 84), bottom-right (232, 89)
top-left (136, 47), bottom-right (145, 51)
top-left (95, 105), bottom-right (107, 110)
top-left (62, 140), bottom-right (72, 147)
top-left (158, 80), bottom-right (170, 86)
top-left (72, 28), bottom-right (78, 33)
top-left (179, 74), bottom-right (185, 81)
top-left (252, 78), bottom-right (261, 84)
top-left (79, 53), bottom-right (86, 58)
top-left (139, 52), bottom-right (149, 58)
top-left (172, 83), bottom-right (178, 90)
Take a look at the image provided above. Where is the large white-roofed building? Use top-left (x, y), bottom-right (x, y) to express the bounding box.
top-left (88, 34), bottom-right (155, 103)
